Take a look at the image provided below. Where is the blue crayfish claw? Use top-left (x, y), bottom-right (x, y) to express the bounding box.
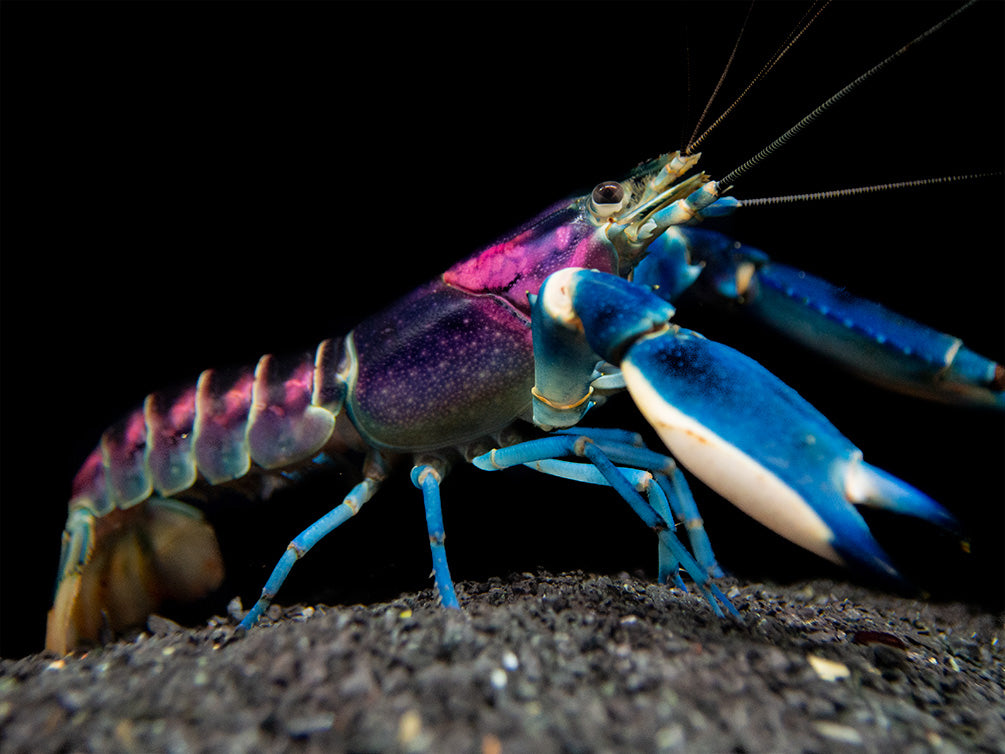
top-left (533, 269), bottom-right (962, 586)
top-left (619, 316), bottom-right (961, 585)
top-left (637, 226), bottom-right (1005, 411)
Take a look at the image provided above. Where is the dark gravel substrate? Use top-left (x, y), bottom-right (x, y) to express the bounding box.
top-left (2, 572), bottom-right (1003, 753)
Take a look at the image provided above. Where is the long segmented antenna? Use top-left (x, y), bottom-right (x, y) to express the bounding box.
top-left (687, 0), bottom-right (831, 155)
top-left (717, 0), bottom-right (979, 190)
top-left (735, 174), bottom-right (1002, 207)
top-left (685, 1), bottom-right (755, 152)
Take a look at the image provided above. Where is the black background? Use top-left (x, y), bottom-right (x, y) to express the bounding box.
top-left (2, 1), bottom-right (1002, 659)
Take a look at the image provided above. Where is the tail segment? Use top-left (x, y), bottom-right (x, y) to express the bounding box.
top-left (46, 499), bottom-right (223, 654)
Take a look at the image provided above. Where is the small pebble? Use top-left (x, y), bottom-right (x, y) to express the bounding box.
top-left (808, 655), bottom-right (850, 682)
top-left (285, 712), bottom-right (334, 738)
top-left (813, 721), bottom-right (863, 745)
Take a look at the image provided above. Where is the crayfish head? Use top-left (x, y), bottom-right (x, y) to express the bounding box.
top-left (587, 151), bottom-right (722, 267)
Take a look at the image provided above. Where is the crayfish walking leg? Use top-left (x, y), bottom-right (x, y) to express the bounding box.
top-left (236, 450), bottom-right (389, 631)
top-left (411, 462), bottom-right (460, 609)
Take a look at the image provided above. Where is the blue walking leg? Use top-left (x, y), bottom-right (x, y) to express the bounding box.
top-left (643, 480), bottom-right (688, 589)
top-left (554, 426), bottom-right (643, 447)
top-left (521, 457), bottom-right (686, 589)
top-left (475, 436), bottom-right (736, 617)
top-left (655, 469), bottom-right (724, 578)
top-left (411, 465), bottom-right (460, 609)
top-left (579, 436), bottom-right (724, 578)
top-left (474, 429), bottom-right (723, 582)
top-left (237, 476), bottom-right (381, 632)
top-left (561, 428), bottom-right (722, 578)
top-left (578, 442), bottom-right (739, 619)
top-left (478, 430), bottom-right (680, 478)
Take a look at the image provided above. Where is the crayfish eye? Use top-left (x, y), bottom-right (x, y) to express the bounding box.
top-left (589, 181), bottom-right (627, 220)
